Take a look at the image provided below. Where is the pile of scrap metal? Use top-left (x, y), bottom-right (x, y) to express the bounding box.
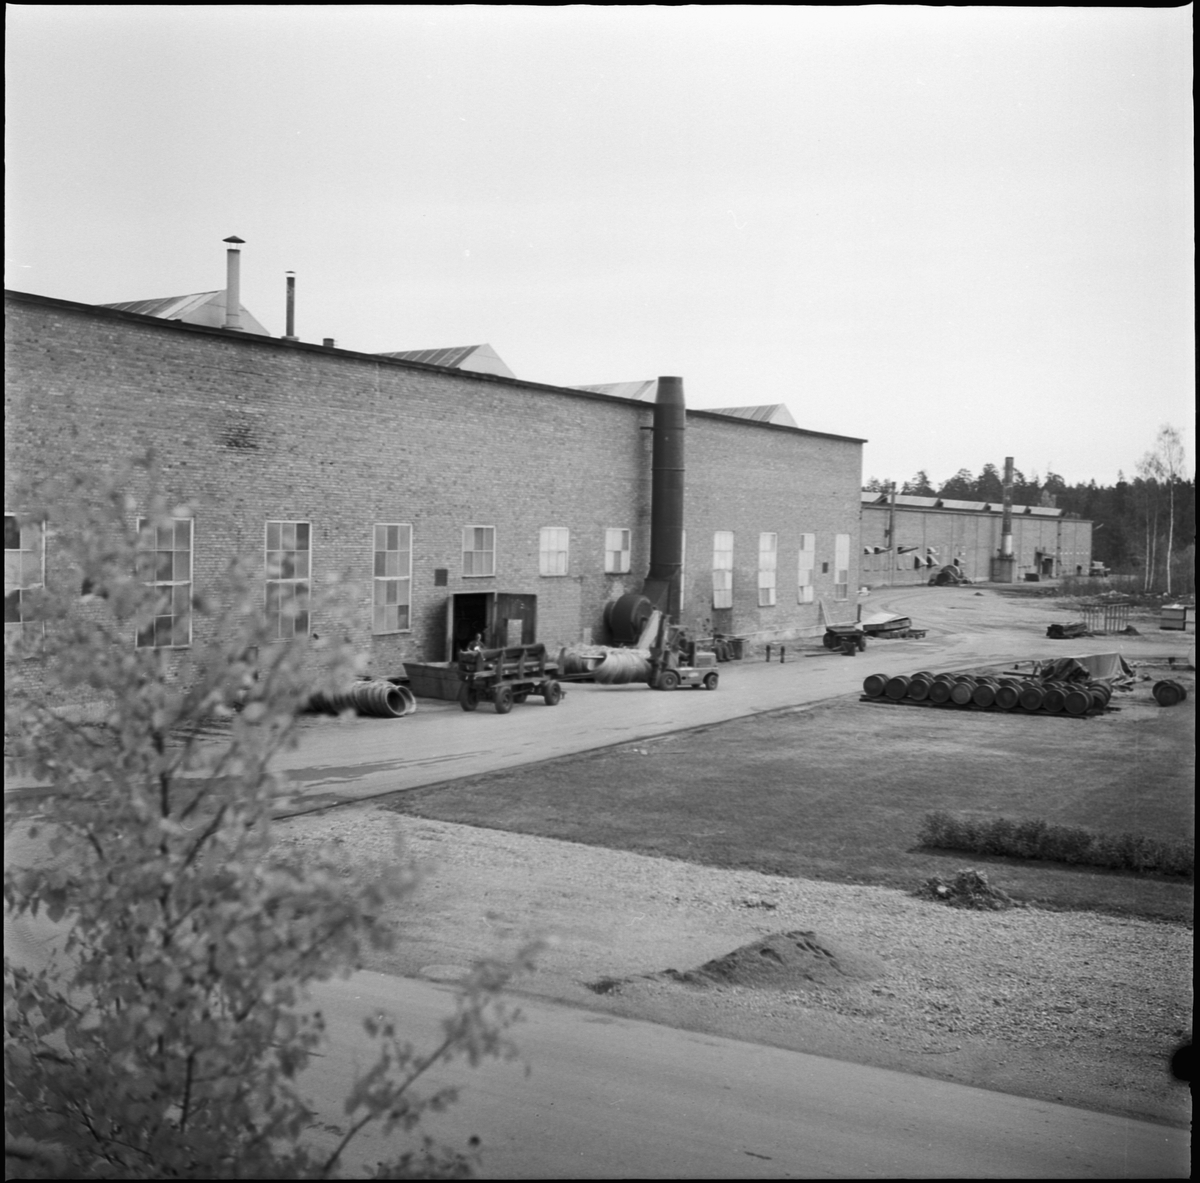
top-left (930, 564), bottom-right (971, 586)
top-left (1046, 621), bottom-right (1091, 639)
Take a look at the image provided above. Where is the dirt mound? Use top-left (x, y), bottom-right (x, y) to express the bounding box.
top-left (659, 930), bottom-right (886, 990)
top-left (916, 868), bottom-right (1018, 910)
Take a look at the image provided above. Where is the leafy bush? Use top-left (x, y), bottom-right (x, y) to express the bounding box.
top-left (4, 462), bottom-right (539, 1179)
top-left (919, 811), bottom-right (1193, 878)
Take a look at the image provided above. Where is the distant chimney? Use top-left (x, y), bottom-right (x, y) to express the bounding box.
top-left (223, 236), bottom-right (245, 331)
top-left (283, 271), bottom-right (298, 340)
top-left (322, 338), bottom-right (336, 349)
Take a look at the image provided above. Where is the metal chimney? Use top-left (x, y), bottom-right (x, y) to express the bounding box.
top-left (991, 455), bottom-right (1017, 582)
top-left (1001, 456), bottom-right (1015, 558)
top-left (223, 236), bottom-right (245, 331)
top-left (642, 376), bottom-right (686, 621)
top-left (283, 271), bottom-right (298, 340)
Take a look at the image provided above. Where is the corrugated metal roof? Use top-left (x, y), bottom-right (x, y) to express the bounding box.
top-left (861, 492), bottom-right (1065, 517)
top-left (377, 345), bottom-right (477, 367)
top-left (102, 292), bottom-right (221, 318)
top-left (99, 291), bottom-right (271, 336)
top-left (706, 404), bottom-right (799, 428)
top-left (375, 344), bottom-right (516, 379)
top-left (569, 379), bottom-right (659, 402)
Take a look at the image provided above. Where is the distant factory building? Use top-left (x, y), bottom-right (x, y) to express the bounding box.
top-left (860, 492), bottom-right (1092, 586)
top-left (5, 255), bottom-right (865, 691)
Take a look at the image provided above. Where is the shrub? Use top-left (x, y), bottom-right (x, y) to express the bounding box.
top-left (918, 812), bottom-right (1193, 878)
top-left (4, 462), bottom-right (540, 1179)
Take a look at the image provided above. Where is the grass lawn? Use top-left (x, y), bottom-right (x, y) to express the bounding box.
top-left (383, 678), bottom-right (1194, 924)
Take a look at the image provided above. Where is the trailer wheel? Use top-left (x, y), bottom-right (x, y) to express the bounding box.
top-left (703, 672), bottom-right (719, 691)
top-left (542, 681), bottom-right (563, 706)
top-left (856, 634), bottom-right (867, 652)
top-left (493, 685), bottom-right (515, 714)
top-left (659, 669), bottom-right (681, 691)
top-left (513, 692), bottom-right (529, 703)
top-left (460, 686), bottom-right (480, 712)
top-left (823, 632), bottom-right (839, 650)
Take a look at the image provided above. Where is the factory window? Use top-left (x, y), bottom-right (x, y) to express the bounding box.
top-left (373, 523), bottom-right (412, 633)
top-left (462, 526), bottom-right (495, 577)
top-left (539, 527), bottom-right (570, 576)
top-left (5, 513), bottom-right (45, 647)
top-left (265, 520), bottom-right (310, 640)
top-left (712, 531), bottom-right (733, 609)
top-left (605, 528), bottom-right (631, 574)
top-left (834, 533), bottom-right (851, 601)
top-left (136, 516), bottom-right (192, 648)
top-left (758, 533), bottom-right (777, 607)
top-left (797, 533), bottom-right (815, 603)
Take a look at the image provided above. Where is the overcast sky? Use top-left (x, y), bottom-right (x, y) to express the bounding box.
top-left (6, 5), bottom-right (1193, 488)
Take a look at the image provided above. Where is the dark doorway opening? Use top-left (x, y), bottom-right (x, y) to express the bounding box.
top-left (449, 593), bottom-right (490, 658)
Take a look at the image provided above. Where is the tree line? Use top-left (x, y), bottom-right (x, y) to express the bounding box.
top-left (864, 426), bottom-right (1194, 594)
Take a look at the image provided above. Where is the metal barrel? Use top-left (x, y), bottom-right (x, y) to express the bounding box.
top-left (884, 675), bottom-right (910, 700)
top-left (906, 675), bottom-right (933, 701)
top-left (928, 679), bottom-right (954, 705)
top-left (1153, 679), bottom-right (1187, 707)
top-left (971, 681), bottom-right (997, 708)
top-left (1017, 682), bottom-right (1045, 711)
top-left (863, 673), bottom-right (889, 698)
top-left (949, 679), bottom-right (976, 706)
top-left (1041, 683), bottom-right (1066, 713)
top-left (1085, 681), bottom-right (1112, 704)
top-left (1062, 687), bottom-right (1092, 716)
top-left (994, 684), bottom-right (1020, 710)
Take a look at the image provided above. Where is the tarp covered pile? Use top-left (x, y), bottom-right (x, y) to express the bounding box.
top-left (1033, 653), bottom-right (1135, 689)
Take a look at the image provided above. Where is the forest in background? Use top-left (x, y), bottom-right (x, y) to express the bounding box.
top-left (864, 426), bottom-right (1194, 595)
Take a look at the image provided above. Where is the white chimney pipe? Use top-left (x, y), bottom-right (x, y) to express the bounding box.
top-left (223, 236), bottom-right (245, 331)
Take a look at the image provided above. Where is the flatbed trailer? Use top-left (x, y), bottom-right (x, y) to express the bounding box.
top-left (457, 643), bottom-right (564, 714)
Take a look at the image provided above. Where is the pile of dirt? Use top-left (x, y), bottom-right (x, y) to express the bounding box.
top-left (916, 868), bottom-right (1018, 910)
top-left (659, 930), bottom-right (886, 990)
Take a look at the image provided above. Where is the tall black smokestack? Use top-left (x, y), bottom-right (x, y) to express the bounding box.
top-left (642, 376), bottom-right (685, 620)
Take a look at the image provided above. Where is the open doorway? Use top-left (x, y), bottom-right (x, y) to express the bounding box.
top-left (445, 592), bottom-right (538, 658)
top-left (448, 593), bottom-right (490, 658)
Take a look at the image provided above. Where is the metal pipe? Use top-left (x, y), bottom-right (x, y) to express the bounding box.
top-left (642, 376), bottom-right (686, 620)
top-left (284, 271), bottom-right (297, 340)
top-left (223, 236), bottom-right (245, 331)
top-left (1001, 456), bottom-right (1014, 558)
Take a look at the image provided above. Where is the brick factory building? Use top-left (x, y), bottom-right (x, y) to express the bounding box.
top-left (860, 491), bottom-right (1092, 587)
top-left (5, 286), bottom-right (865, 684)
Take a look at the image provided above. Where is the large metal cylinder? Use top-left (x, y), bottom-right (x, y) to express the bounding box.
top-left (642, 376), bottom-right (685, 619)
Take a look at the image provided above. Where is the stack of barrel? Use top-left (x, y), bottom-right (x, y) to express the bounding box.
top-left (862, 670), bottom-right (1112, 716)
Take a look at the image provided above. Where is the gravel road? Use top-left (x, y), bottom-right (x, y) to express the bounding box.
top-left (275, 806), bottom-right (1193, 1129)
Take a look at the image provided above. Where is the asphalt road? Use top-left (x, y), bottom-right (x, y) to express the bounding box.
top-left (302, 971), bottom-right (1190, 1179)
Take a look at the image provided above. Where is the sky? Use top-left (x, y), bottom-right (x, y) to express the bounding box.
top-left (6, 5), bottom-right (1194, 489)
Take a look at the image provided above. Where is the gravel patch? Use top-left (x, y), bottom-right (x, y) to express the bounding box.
top-left (274, 807), bottom-right (1193, 1127)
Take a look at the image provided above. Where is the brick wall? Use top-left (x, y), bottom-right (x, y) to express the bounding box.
top-left (861, 505), bottom-right (1093, 585)
top-left (6, 292), bottom-right (864, 698)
